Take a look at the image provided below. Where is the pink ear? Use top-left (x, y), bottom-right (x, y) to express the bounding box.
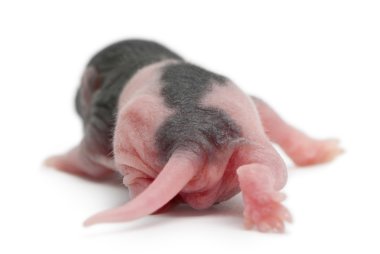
top-left (84, 152), bottom-right (202, 227)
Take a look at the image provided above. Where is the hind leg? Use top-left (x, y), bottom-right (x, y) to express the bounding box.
top-left (235, 144), bottom-right (291, 232)
top-left (238, 164), bottom-right (292, 232)
top-left (252, 96), bottom-right (343, 166)
top-left (44, 142), bottom-right (114, 180)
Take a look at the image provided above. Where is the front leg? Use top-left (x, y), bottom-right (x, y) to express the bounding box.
top-left (44, 142), bottom-right (114, 180)
top-left (237, 164), bottom-right (292, 233)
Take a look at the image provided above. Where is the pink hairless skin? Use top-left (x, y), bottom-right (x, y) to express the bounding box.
top-left (45, 40), bottom-right (342, 233)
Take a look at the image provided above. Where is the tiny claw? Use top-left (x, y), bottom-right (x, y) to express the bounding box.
top-left (284, 212), bottom-right (293, 223)
top-left (272, 192), bottom-right (287, 202)
top-left (272, 219), bottom-right (285, 233)
top-left (43, 155), bottom-right (60, 167)
top-left (279, 206), bottom-right (293, 223)
top-left (244, 217), bottom-right (254, 229)
top-left (257, 222), bottom-right (271, 232)
top-left (324, 139), bottom-right (345, 157)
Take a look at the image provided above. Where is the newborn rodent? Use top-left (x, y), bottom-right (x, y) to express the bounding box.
top-left (45, 39), bottom-right (342, 232)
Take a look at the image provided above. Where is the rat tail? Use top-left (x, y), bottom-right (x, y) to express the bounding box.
top-left (83, 152), bottom-right (200, 227)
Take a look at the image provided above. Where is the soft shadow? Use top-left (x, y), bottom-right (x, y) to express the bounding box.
top-left (164, 198), bottom-right (244, 218)
top-left (86, 197), bottom-right (245, 236)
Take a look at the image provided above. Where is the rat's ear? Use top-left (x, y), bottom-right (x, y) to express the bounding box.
top-left (75, 66), bottom-right (101, 118)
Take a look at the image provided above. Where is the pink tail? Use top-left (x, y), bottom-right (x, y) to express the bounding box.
top-left (84, 152), bottom-right (200, 227)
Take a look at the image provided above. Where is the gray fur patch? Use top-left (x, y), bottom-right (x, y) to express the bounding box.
top-left (156, 63), bottom-right (241, 161)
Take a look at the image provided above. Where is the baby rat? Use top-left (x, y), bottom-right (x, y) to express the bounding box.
top-left (45, 39), bottom-right (342, 232)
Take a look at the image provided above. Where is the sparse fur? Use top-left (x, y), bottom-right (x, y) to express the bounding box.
top-left (156, 63), bottom-right (241, 161)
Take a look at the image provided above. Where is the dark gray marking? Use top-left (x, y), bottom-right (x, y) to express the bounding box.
top-left (156, 63), bottom-right (241, 161)
top-left (160, 63), bottom-right (226, 108)
top-left (156, 107), bottom-right (241, 162)
top-left (75, 40), bottom-right (183, 156)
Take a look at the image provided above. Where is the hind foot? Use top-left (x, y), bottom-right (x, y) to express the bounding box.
top-left (237, 164), bottom-right (292, 233)
top-left (289, 138), bottom-right (344, 167)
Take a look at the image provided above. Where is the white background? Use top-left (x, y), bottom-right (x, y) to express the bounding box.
top-left (1, 0), bottom-right (379, 253)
